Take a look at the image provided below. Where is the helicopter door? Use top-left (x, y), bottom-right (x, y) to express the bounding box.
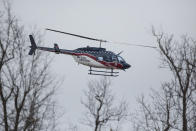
top-left (112, 56), bottom-right (118, 66)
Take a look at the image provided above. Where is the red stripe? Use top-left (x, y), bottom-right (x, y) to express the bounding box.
top-left (64, 52), bottom-right (123, 69)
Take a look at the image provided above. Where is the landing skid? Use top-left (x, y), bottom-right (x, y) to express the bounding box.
top-left (88, 67), bottom-right (119, 77)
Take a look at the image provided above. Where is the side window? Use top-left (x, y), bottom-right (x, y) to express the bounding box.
top-left (98, 57), bottom-right (103, 61)
top-left (103, 56), bottom-right (111, 62)
top-left (112, 56), bottom-right (117, 62)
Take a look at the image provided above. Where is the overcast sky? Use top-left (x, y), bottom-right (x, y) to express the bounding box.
top-left (12, 0), bottom-right (196, 130)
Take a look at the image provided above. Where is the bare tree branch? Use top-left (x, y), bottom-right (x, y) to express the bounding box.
top-left (133, 28), bottom-right (196, 131)
top-left (0, 1), bottom-right (61, 131)
top-left (81, 78), bottom-right (128, 131)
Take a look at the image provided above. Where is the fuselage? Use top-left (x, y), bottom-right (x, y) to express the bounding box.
top-left (37, 45), bottom-right (131, 70)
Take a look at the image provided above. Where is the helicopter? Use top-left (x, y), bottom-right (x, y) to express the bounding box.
top-left (29, 28), bottom-right (156, 77)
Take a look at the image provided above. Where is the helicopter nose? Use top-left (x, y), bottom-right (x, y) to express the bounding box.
top-left (123, 63), bottom-right (131, 69)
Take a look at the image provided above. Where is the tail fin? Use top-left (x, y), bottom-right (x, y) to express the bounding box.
top-left (28, 35), bottom-right (37, 55)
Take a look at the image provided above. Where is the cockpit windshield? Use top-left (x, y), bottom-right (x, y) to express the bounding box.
top-left (117, 56), bottom-right (125, 63)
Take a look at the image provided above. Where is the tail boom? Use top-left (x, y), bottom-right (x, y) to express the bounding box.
top-left (28, 35), bottom-right (75, 55)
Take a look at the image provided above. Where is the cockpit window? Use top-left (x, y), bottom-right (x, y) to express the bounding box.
top-left (118, 56), bottom-right (125, 63)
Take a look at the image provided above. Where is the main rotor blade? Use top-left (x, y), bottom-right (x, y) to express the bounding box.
top-left (46, 28), bottom-right (156, 49)
top-left (108, 41), bottom-right (157, 49)
top-left (46, 28), bottom-right (107, 43)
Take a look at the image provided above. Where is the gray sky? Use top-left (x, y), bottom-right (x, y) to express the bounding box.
top-left (12, 0), bottom-right (196, 130)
